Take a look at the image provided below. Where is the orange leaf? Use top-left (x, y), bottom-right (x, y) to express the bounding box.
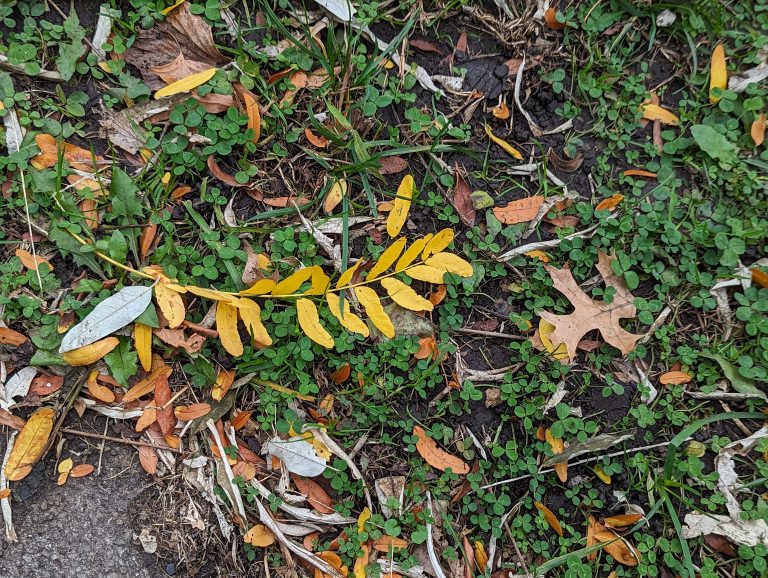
top-left (544, 8), bottom-right (566, 30)
top-left (15, 248), bottom-right (50, 271)
top-left (603, 514), bottom-right (644, 528)
top-left (138, 445), bottom-right (158, 474)
top-left (491, 102), bottom-right (510, 120)
top-left (0, 489), bottom-right (10, 500)
top-left (330, 363), bottom-right (351, 384)
top-left (305, 127), bottom-right (329, 148)
top-left (752, 113), bottom-right (766, 146)
top-left (232, 410), bottom-right (253, 431)
top-left (123, 365), bottom-right (173, 402)
top-left (372, 536), bottom-right (409, 553)
top-left (623, 169), bottom-right (657, 179)
top-left (659, 370), bottom-right (692, 385)
top-left (413, 425), bottom-right (469, 474)
top-left (0, 327), bottom-right (28, 345)
top-left (239, 86), bottom-right (261, 143)
top-left (140, 223), bottom-right (158, 261)
top-left (429, 285), bottom-right (447, 306)
top-left (29, 374), bottom-right (64, 396)
top-left (135, 408), bottom-right (157, 432)
top-left (594, 530), bottom-right (641, 566)
top-left (154, 374), bottom-right (176, 436)
top-left (473, 541), bottom-right (488, 573)
top-left (170, 185), bottom-right (193, 200)
top-left (87, 370), bottom-right (115, 403)
top-left (174, 403), bottom-right (212, 421)
top-left (70, 463), bottom-right (95, 478)
top-left (545, 429), bottom-right (568, 483)
top-left (586, 515), bottom-right (598, 560)
top-left (752, 268), bottom-right (768, 288)
top-left (595, 194), bottom-right (624, 212)
top-left (492, 195), bottom-right (544, 224)
top-left (534, 501), bottom-right (563, 536)
top-left (212, 368), bottom-right (235, 401)
top-left (291, 473), bottom-right (335, 514)
top-left (414, 336), bottom-right (439, 360)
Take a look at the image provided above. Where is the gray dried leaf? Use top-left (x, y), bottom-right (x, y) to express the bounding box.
top-left (0, 367), bottom-right (38, 411)
top-left (266, 436), bottom-right (327, 477)
top-left (542, 431), bottom-right (635, 466)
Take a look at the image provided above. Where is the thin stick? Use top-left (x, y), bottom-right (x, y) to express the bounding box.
top-left (60, 427), bottom-right (183, 454)
top-left (96, 418), bottom-right (109, 475)
top-left (453, 328), bottom-right (525, 340)
top-left (1, 431), bottom-right (18, 541)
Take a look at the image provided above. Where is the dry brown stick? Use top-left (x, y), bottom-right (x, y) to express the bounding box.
top-left (60, 427), bottom-right (183, 454)
top-left (453, 327), bottom-right (526, 340)
top-left (42, 369), bottom-right (87, 459)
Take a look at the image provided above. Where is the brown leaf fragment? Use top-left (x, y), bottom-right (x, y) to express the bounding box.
top-left (704, 533), bottom-right (738, 557)
top-left (291, 473), bottom-right (335, 514)
top-left (372, 536), bottom-right (409, 553)
top-left (135, 408), bottom-right (157, 432)
top-left (603, 514), bottom-right (644, 528)
top-left (538, 252), bottom-right (641, 360)
top-left (456, 32), bottom-right (468, 54)
top-left (544, 8), bottom-right (566, 30)
top-left (594, 530), bottom-right (641, 566)
top-left (138, 445), bottom-right (158, 474)
top-left (547, 148), bottom-right (584, 172)
top-left (413, 425), bottom-right (469, 474)
top-left (492, 196), bottom-right (545, 224)
top-left (752, 113), bottom-right (766, 146)
top-left (0, 408), bottom-right (26, 430)
top-left (0, 327), bottom-right (28, 345)
top-left (123, 365), bottom-right (173, 402)
top-left (212, 369), bottom-right (235, 402)
top-left (207, 156), bottom-right (240, 187)
top-left (153, 374), bottom-right (176, 436)
top-left (659, 370), bottom-right (692, 385)
top-left (28, 374), bottom-right (63, 396)
top-left (154, 328), bottom-right (205, 354)
top-left (379, 156), bottom-right (409, 175)
top-left (232, 410), bottom-right (253, 431)
top-left (410, 39), bottom-right (442, 54)
top-left (452, 162), bottom-right (476, 226)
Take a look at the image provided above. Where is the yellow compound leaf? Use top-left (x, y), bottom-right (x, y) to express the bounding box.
top-left (155, 68), bottom-right (218, 99)
top-left (395, 237), bottom-right (429, 271)
top-left (154, 281), bottom-right (185, 328)
top-left (296, 298), bottom-right (334, 348)
top-left (134, 322), bottom-right (153, 372)
top-left (235, 298), bottom-right (273, 345)
top-left (368, 237), bottom-right (407, 280)
top-left (386, 174), bottom-right (414, 238)
top-left (323, 179), bottom-right (347, 214)
top-left (485, 124), bottom-right (523, 159)
top-left (380, 278), bottom-right (434, 312)
top-left (354, 286), bottom-right (395, 338)
top-left (336, 260), bottom-right (362, 289)
top-left (534, 501), bottom-right (563, 536)
top-left (405, 265), bottom-right (445, 284)
top-left (272, 267), bottom-right (315, 296)
top-left (216, 301), bottom-right (243, 356)
top-left (425, 252), bottom-right (473, 278)
top-left (422, 229), bottom-right (454, 259)
top-left (326, 293), bottom-right (370, 337)
top-left (61, 337), bottom-right (120, 366)
top-left (5, 408), bottom-right (55, 481)
top-left (640, 103), bottom-right (679, 126)
top-left (709, 44), bottom-right (727, 104)
top-left (240, 278), bottom-right (277, 296)
top-left (244, 524), bottom-right (276, 547)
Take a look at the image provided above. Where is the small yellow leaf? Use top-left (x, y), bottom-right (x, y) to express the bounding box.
top-left (538, 319), bottom-right (569, 360)
top-left (160, 0), bottom-right (186, 15)
top-left (640, 103), bottom-right (679, 126)
top-left (61, 337), bottom-right (120, 366)
top-left (5, 408), bottom-right (55, 481)
top-left (534, 501), bottom-right (564, 536)
top-left (240, 278), bottom-right (277, 296)
top-left (97, 61), bottom-right (113, 73)
top-left (545, 428), bottom-right (568, 483)
top-left (485, 124), bottom-right (523, 159)
top-left (526, 250), bottom-right (550, 262)
top-left (594, 465), bottom-right (612, 484)
top-left (395, 237), bottom-right (430, 271)
top-left (326, 293), bottom-right (370, 337)
top-left (296, 298), bottom-right (334, 348)
top-left (134, 322), bottom-right (153, 372)
top-left (155, 68), bottom-right (218, 99)
top-left (336, 260), bottom-right (362, 290)
top-left (710, 44), bottom-right (727, 104)
top-left (405, 265), bottom-right (445, 284)
top-left (182, 285), bottom-right (239, 302)
top-left (154, 282), bottom-right (185, 328)
top-left (354, 286), bottom-right (395, 338)
top-left (235, 298), bottom-right (273, 345)
top-left (386, 174), bottom-right (414, 238)
top-left (474, 541), bottom-right (489, 573)
top-left (323, 179), bottom-right (347, 214)
top-left (353, 543), bottom-right (370, 578)
top-left (357, 507), bottom-right (371, 533)
top-left (368, 237), bottom-right (407, 280)
top-left (751, 113), bottom-right (766, 146)
top-left (216, 301), bottom-right (244, 356)
top-left (380, 278), bottom-right (434, 312)
top-left (304, 267), bottom-right (331, 296)
top-left (424, 252), bottom-right (473, 278)
top-left (242, 90), bottom-right (261, 143)
top-left (422, 229), bottom-right (454, 259)
top-left (57, 457), bottom-right (73, 474)
top-left (244, 524), bottom-right (275, 547)
top-left (272, 267), bottom-right (315, 296)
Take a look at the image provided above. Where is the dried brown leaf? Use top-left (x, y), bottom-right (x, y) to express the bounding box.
top-left (492, 195), bottom-right (544, 224)
top-left (452, 162), bottom-right (476, 226)
top-left (413, 425), bottom-right (469, 474)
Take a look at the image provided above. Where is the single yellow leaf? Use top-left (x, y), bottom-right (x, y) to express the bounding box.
top-left (474, 541), bottom-right (489, 573)
top-left (304, 267), bottom-right (331, 296)
top-left (155, 68), bottom-right (218, 99)
top-left (534, 501), bottom-right (564, 536)
top-left (216, 301), bottom-right (243, 356)
top-left (526, 250), bottom-right (550, 262)
top-left (545, 428), bottom-right (568, 483)
top-left (134, 322), bottom-right (153, 372)
top-left (538, 319), bottom-right (569, 360)
top-left (183, 285), bottom-right (239, 302)
top-left (353, 543), bottom-right (370, 578)
top-left (242, 90), bottom-right (261, 143)
top-left (326, 293), bottom-right (370, 337)
top-left (751, 113), bottom-right (766, 146)
top-left (296, 298), bottom-right (334, 348)
top-left (234, 298), bottom-right (273, 345)
top-left (61, 337), bottom-right (120, 366)
top-left (368, 237), bottom-right (407, 280)
top-left (357, 507), bottom-right (371, 533)
top-left (395, 237), bottom-right (429, 271)
top-left (272, 267), bottom-right (315, 296)
top-left (640, 103), bottom-right (679, 126)
top-left (57, 457), bottom-right (73, 474)
top-left (5, 408), bottom-right (55, 481)
top-left (386, 174), bottom-right (414, 238)
top-left (422, 229), bottom-right (454, 259)
top-left (354, 286), bottom-right (395, 338)
top-left (160, 0), bottom-right (186, 15)
top-left (240, 278), bottom-right (277, 296)
top-left (405, 265), bottom-right (445, 284)
top-left (380, 278), bottom-right (434, 312)
top-left (485, 124), bottom-right (523, 159)
top-left (709, 44), bottom-right (727, 104)
top-left (336, 260), bottom-right (362, 289)
top-left (323, 179), bottom-right (347, 214)
top-left (594, 465), bottom-right (612, 484)
top-left (424, 252), bottom-right (473, 278)
top-left (154, 282), bottom-right (185, 328)
top-left (244, 524), bottom-right (276, 547)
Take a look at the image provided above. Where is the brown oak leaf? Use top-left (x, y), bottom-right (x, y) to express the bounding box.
top-left (539, 252), bottom-right (641, 361)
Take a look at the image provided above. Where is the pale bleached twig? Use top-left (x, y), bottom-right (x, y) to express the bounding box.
top-left (1, 431), bottom-right (18, 541)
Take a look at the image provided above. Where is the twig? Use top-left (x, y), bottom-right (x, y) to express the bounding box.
top-left (96, 418), bottom-right (109, 475)
top-left (1, 431), bottom-right (18, 541)
top-left (60, 427), bottom-right (183, 453)
top-left (454, 328), bottom-right (525, 340)
top-left (495, 224), bottom-right (599, 262)
top-left (0, 54), bottom-right (63, 81)
top-left (43, 370), bottom-right (87, 458)
top-left (426, 493), bottom-right (448, 578)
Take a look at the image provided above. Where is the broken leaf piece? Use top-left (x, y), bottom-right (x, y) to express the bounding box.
top-left (244, 524), bottom-right (276, 547)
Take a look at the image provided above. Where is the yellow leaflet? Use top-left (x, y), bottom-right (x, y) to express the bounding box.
top-left (272, 267), bottom-right (315, 296)
top-left (484, 124), bottom-right (523, 160)
top-left (295, 298), bottom-right (334, 348)
top-left (357, 507), bottom-right (371, 533)
top-left (160, 0), bottom-right (186, 15)
top-left (326, 293), bottom-right (370, 337)
top-left (234, 298), bottom-right (273, 345)
top-left (710, 44), bottom-right (727, 103)
top-left (354, 286), bottom-right (395, 338)
top-left (395, 237), bottom-right (429, 271)
top-left (257, 379), bottom-right (315, 401)
top-left (424, 252), bottom-right (474, 278)
top-left (239, 278), bottom-right (276, 296)
top-left (134, 322), bottom-right (153, 372)
top-left (241, 90), bottom-right (260, 143)
top-left (155, 68), bottom-right (218, 99)
top-left (539, 318), bottom-right (569, 360)
top-left (368, 237), bottom-right (406, 280)
top-left (97, 61), bottom-right (113, 74)
top-left (353, 544), bottom-right (370, 578)
top-left (216, 301), bottom-right (244, 356)
top-left (405, 265), bottom-right (445, 284)
top-left (323, 179), bottom-right (347, 214)
top-left (386, 174), bottom-right (414, 238)
top-left (154, 281), bottom-right (185, 328)
top-left (594, 465), bottom-right (612, 484)
top-left (422, 229), bottom-right (454, 259)
top-left (304, 267), bottom-right (331, 296)
top-left (61, 337), bottom-right (119, 366)
top-left (640, 103), bottom-right (679, 126)
top-left (184, 285), bottom-right (239, 302)
top-left (335, 260), bottom-right (361, 289)
top-left (474, 542), bottom-right (489, 573)
top-left (5, 408), bottom-right (54, 481)
top-left (380, 278), bottom-right (433, 312)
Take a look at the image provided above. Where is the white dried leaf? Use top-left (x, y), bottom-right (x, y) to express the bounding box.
top-left (59, 285), bottom-right (153, 352)
top-left (656, 9), bottom-right (677, 27)
top-left (682, 513), bottom-right (768, 546)
top-left (311, 0), bottom-right (356, 22)
top-left (715, 426), bottom-right (768, 519)
top-left (0, 367), bottom-right (37, 411)
top-left (266, 436), bottom-right (327, 477)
